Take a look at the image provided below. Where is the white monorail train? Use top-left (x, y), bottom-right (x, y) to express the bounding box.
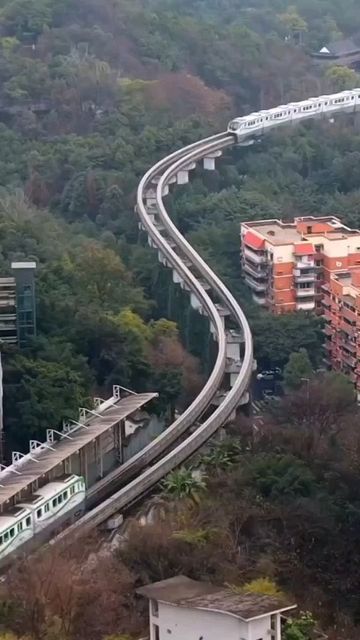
top-left (0, 474), bottom-right (85, 564)
top-left (228, 89), bottom-right (360, 139)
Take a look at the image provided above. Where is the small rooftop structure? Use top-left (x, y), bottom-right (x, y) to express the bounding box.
top-left (137, 575), bottom-right (295, 621)
top-left (138, 575), bottom-right (296, 640)
top-left (315, 33), bottom-right (360, 58)
top-left (312, 32), bottom-right (360, 67)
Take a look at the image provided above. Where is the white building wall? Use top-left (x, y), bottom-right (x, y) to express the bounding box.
top-left (150, 602), bottom-right (247, 640)
top-left (247, 614), bottom-right (272, 640)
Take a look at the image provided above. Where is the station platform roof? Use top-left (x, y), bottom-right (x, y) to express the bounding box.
top-left (0, 392), bottom-right (157, 506)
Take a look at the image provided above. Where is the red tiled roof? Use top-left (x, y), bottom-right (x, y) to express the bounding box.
top-left (294, 243), bottom-right (314, 256)
top-left (243, 230), bottom-right (265, 250)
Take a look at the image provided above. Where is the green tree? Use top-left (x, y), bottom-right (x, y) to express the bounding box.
top-left (283, 612), bottom-right (316, 640)
top-left (4, 354), bottom-right (91, 450)
top-left (326, 65), bottom-right (360, 91)
top-left (283, 348), bottom-right (313, 391)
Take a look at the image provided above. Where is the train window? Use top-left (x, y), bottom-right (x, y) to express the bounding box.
top-left (58, 494), bottom-right (63, 504)
top-left (10, 528), bottom-right (15, 538)
top-left (0, 536), bottom-right (2, 545)
top-left (44, 503), bottom-right (50, 513)
top-left (18, 522), bottom-right (23, 532)
top-left (52, 498), bottom-right (57, 508)
top-left (3, 532), bottom-right (8, 542)
top-left (36, 508), bottom-right (42, 519)
top-left (70, 485), bottom-right (75, 495)
top-left (63, 491), bottom-right (68, 500)
top-left (26, 516), bottom-right (31, 527)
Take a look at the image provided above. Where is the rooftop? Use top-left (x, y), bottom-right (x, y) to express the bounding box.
top-left (316, 33), bottom-right (360, 57)
top-left (0, 392), bottom-right (157, 506)
top-left (243, 216), bottom-right (360, 246)
top-left (137, 576), bottom-right (296, 621)
top-left (244, 221), bottom-right (302, 246)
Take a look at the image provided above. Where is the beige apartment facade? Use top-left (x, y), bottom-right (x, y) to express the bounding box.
top-left (241, 216), bottom-right (360, 314)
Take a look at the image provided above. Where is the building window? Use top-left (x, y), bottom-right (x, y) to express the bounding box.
top-left (151, 600), bottom-right (159, 617)
top-left (315, 244), bottom-right (323, 252)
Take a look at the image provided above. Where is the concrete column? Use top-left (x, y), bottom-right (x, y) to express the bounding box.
top-left (95, 437), bottom-right (103, 479)
top-left (172, 270), bottom-right (183, 284)
top-left (180, 280), bottom-right (190, 291)
top-left (177, 169), bottom-right (189, 185)
top-left (79, 447), bottom-right (88, 486)
top-left (203, 150), bottom-right (222, 170)
top-left (275, 613), bottom-right (281, 640)
top-left (226, 340), bottom-right (241, 361)
top-left (190, 292), bottom-right (202, 311)
top-left (145, 188), bottom-right (157, 207)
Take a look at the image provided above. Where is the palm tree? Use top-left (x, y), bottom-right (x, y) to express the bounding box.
top-left (161, 467), bottom-right (207, 503)
top-left (201, 441), bottom-right (241, 471)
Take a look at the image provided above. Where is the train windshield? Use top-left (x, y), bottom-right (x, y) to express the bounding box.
top-left (228, 120), bottom-right (240, 131)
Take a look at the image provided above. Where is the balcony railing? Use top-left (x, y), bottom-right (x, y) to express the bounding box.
top-left (242, 246), bottom-right (267, 264)
top-left (245, 275), bottom-right (267, 292)
top-left (242, 261), bottom-right (268, 280)
top-left (340, 320), bottom-right (356, 336)
top-left (295, 287), bottom-right (315, 297)
top-left (296, 300), bottom-right (315, 311)
top-left (252, 292), bottom-right (266, 305)
top-left (342, 353), bottom-right (357, 368)
top-left (295, 260), bottom-right (315, 269)
top-left (342, 342), bottom-right (357, 356)
top-left (293, 272), bottom-right (316, 283)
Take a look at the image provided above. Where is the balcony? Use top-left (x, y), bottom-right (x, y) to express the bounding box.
top-left (293, 268), bottom-right (315, 283)
top-left (243, 246), bottom-right (267, 264)
top-left (295, 287), bottom-right (315, 297)
top-left (252, 292), bottom-right (266, 305)
top-left (342, 353), bottom-right (357, 369)
top-left (323, 325), bottom-right (334, 337)
top-left (342, 340), bottom-right (357, 355)
top-left (295, 259), bottom-right (315, 270)
top-left (342, 306), bottom-right (357, 324)
top-left (340, 319), bottom-right (356, 336)
top-left (296, 300), bottom-right (315, 311)
top-left (243, 261), bottom-right (268, 280)
top-left (245, 275), bottom-right (267, 292)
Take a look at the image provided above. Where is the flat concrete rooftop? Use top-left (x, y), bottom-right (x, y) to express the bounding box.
top-left (247, 222), bottom-right (302, 245)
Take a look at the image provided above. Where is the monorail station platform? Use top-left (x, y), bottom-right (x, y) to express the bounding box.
top-left (0, 388), bottom-right (157, 511)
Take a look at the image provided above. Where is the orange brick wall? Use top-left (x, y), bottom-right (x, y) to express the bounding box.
top-left (272, 262), bottom-right (293, 276)
top-left (273, 275), bottom-right (293, 290)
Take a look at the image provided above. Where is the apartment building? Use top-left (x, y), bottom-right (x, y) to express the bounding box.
top-left (0, 262), bottom-right (36, 347)
top-left (322, 269), bottom-right (360, 398)
top-left (241, 216), bottom-right (360, 314)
